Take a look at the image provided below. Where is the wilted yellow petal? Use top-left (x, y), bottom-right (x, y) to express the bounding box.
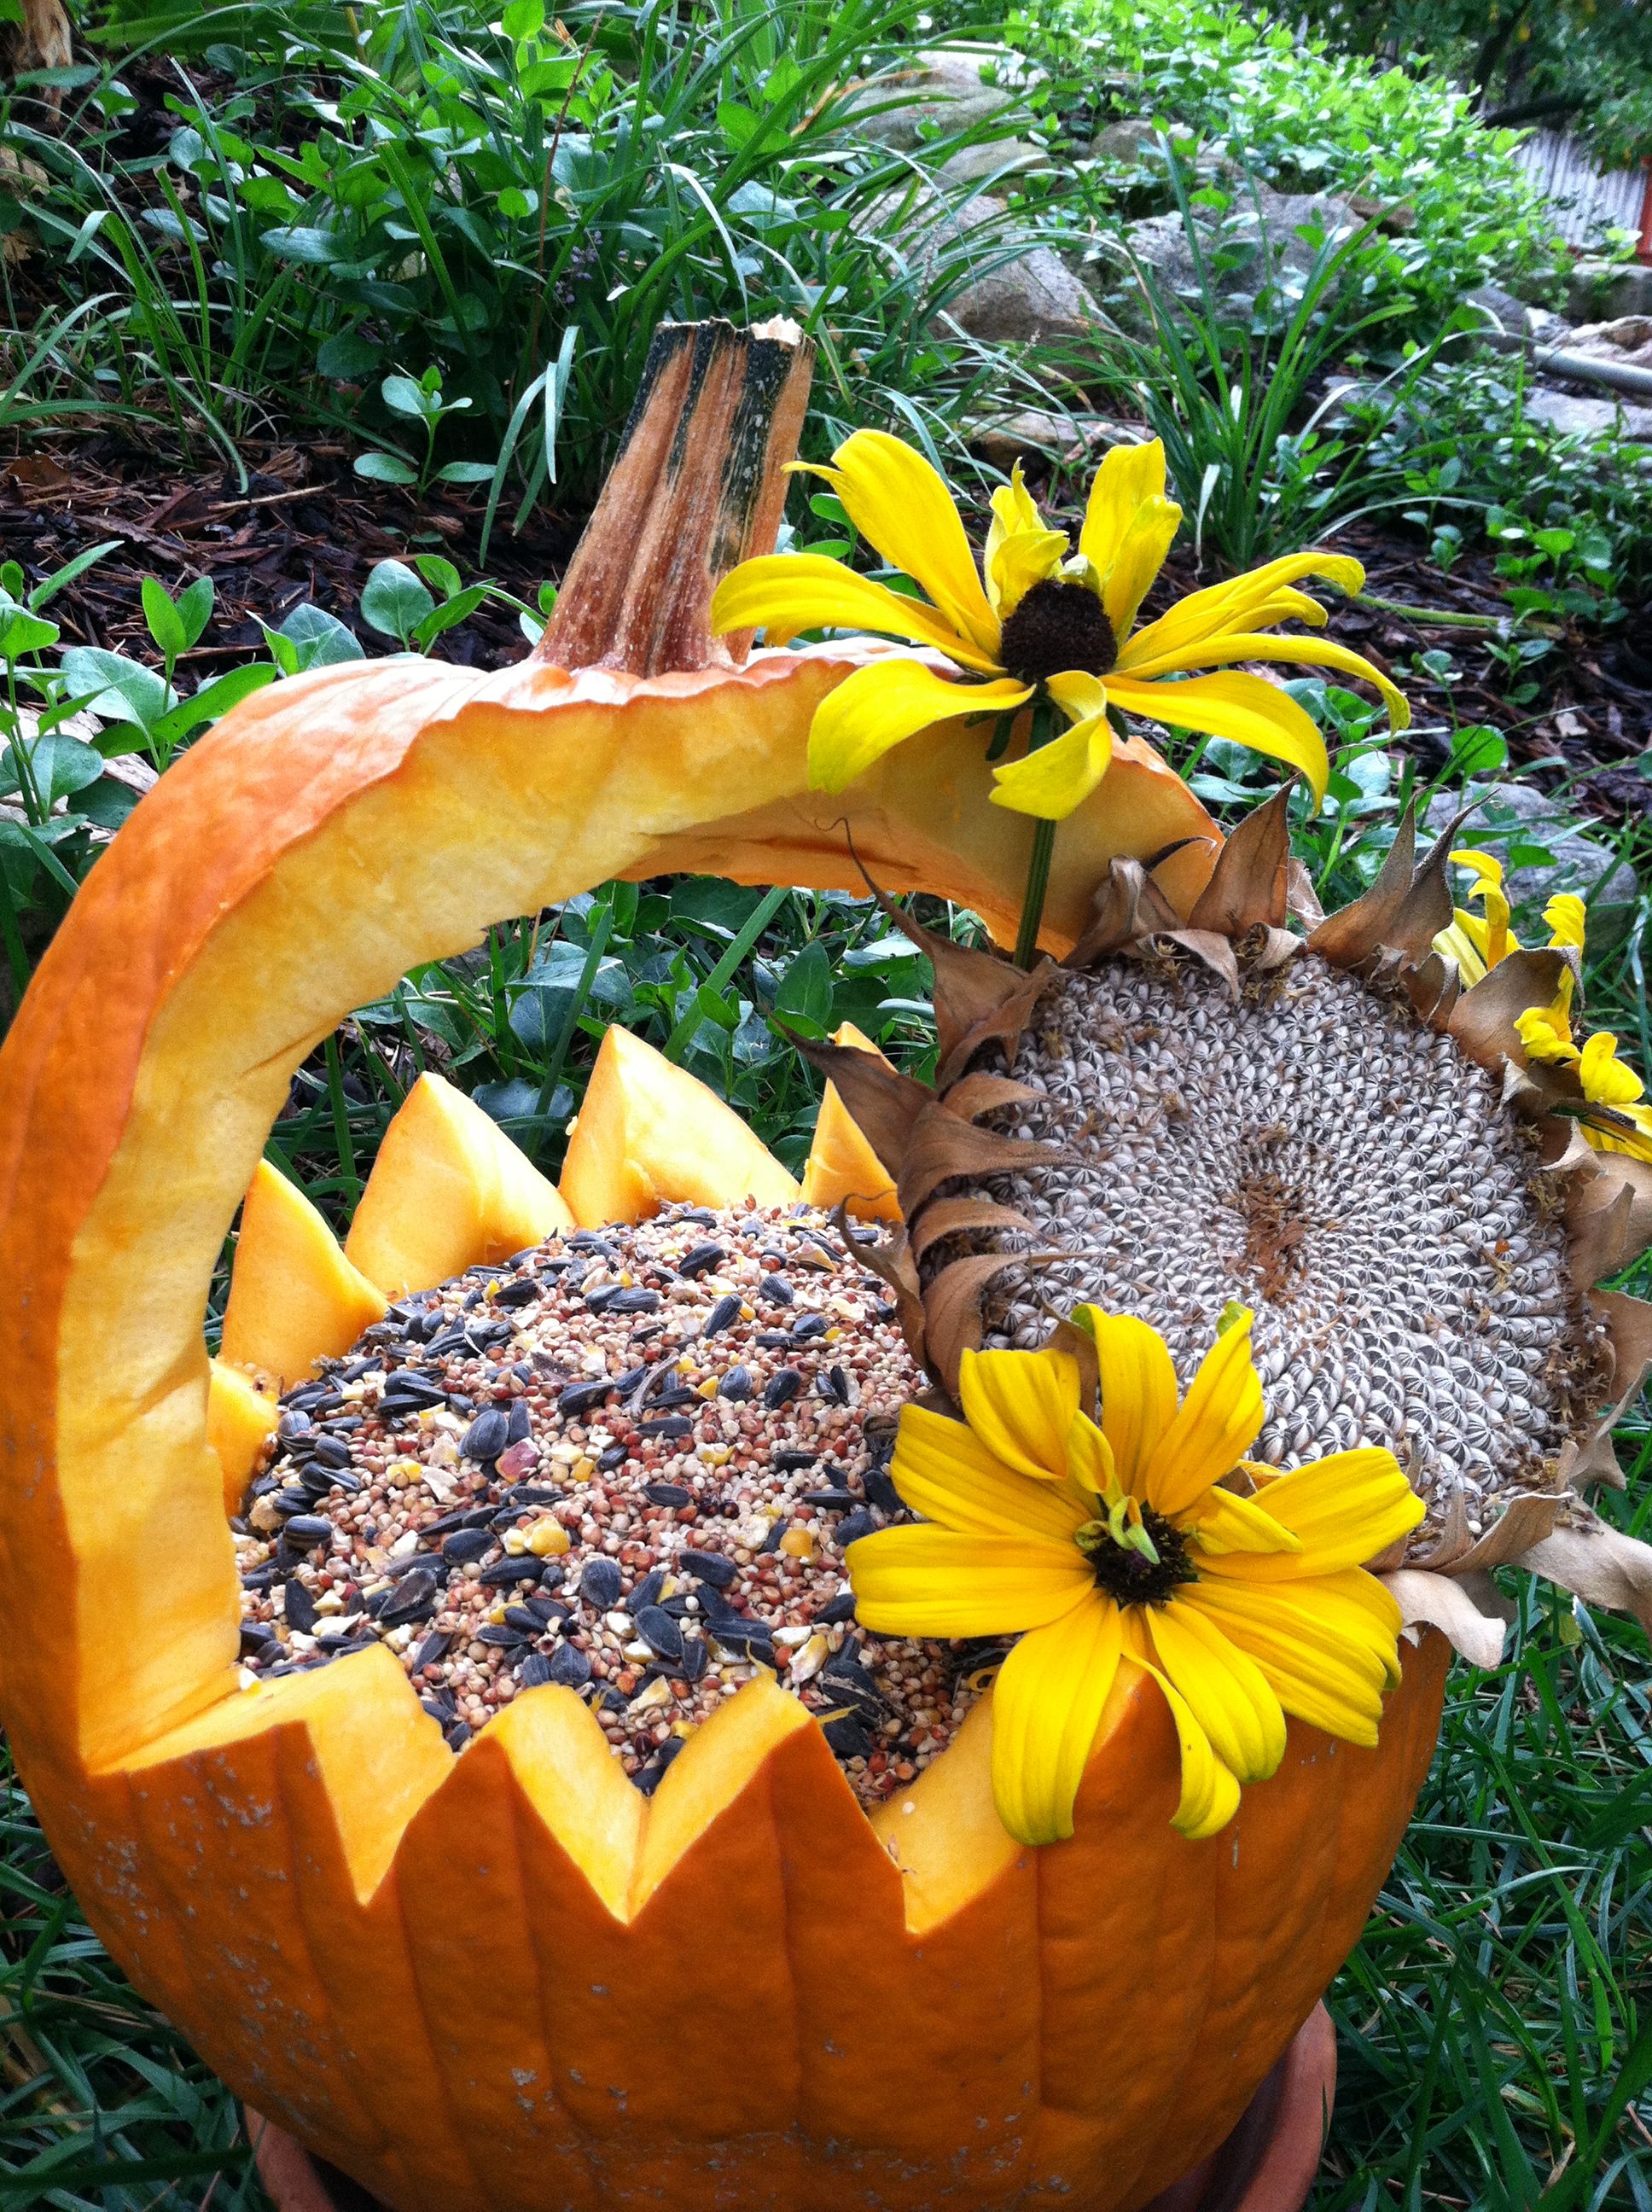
top-left (1544, 893), bottom-right (1586, 951)
top-left (1106, 671), bottom-right (1329, 807)
top-left (1141, 1310), bottom-right (1264, 1519)
top-left (957, 1346), bottom-right (1081, 1481)
top-left (890, 1404), bottom-right (1091, 1543)
top-left (711, 554), bottom-right (1006, 672)
top-left (1184, 1485), bottom-right (1303, 1557)
top-left (806, 662), bottom-right (1031, 793)
top-left (1434, 911), bottom-right (1492, 985)
top-left (1079, 438), bottom-right (1167, 576)
top-left (1115, 631), bottom-right (1408, 730)
top-left (817, 429), bottom-right (1001, 661)
top-left (1119, 1613), bottom-right (1241, 1839)
top-left (989, 708), bottom-right (1113, 821)
top-left (1121, 551), bottom-right (1364, 668)
top-left (988, 527), bottom-right (1072, 620)
top-left (989, 1597), bottom-right (1122, 1844)
top-left (846, 1526), bottom-right (1093, 1638)
top-left (1147, 1599), bottom-right (1287, 1782)
top-left (1580, 1030), bottom-right (1646, 1109)
top-left (1100, 496), bottom-right (1183, 642)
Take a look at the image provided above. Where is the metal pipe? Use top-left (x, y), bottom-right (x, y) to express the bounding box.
top-left (1483, 327), bottom-right (1652, 401)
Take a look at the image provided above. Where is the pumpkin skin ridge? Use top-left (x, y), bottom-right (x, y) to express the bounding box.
top-left (0, 637), bottom-right (1446, 2211)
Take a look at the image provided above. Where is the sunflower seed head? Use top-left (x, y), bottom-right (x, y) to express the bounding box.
top-left (950, 949), bottom-right (1610, 1556)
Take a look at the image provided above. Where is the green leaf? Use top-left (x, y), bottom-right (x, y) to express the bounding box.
top-left (59, 647), bottom-right (173, 734)
top-left (259, 224), bottom-right (351, 265)
top-left (668, 877), bottom-right (769, 940)
top-left (497, 185), bottom-right (538, 220)
top-left (717, 102), bottom-right (759, 148)
top-left (411, 587), bottom-right (490, 648)
top-left (0, 733), bottom-right (104, 806)
top-left (174, 575), bottom-right (215, 651)
top-left (502, 0), bottom-right (544, 38)
top-left (1450, 724), bottom-right (1508, 777)
top-left (772, 940), bottom-right (832, 1031)
top-left (435, 460), bottom-right (497, 484)
top-left (381, 374), bottom-right (435, 421)
top-left (316, 329), bottom-right (381, 381)
top-left (411, 555), bottom-right (463, 601)
top-left (272, 603), bottom-right (365, 673)
top-left (360, 561), bottom-right (436, 642)
top-left (155, 664), bottom-right (276, 744)
top-left (76, 775), bottom-right (142, 831)
top-left (353, 451), bottom-right (419, 486)
top-left (0, 603), bottom-right (60, 659)
top-left (141, 577), bottom-right (187, 661)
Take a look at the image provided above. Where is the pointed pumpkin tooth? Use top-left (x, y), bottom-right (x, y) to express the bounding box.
top-left (345, 1072), bottom-right (573, 1298)
top-left (558, 1024), bottom-right (799, 1227)
top-left (221, 1159), bottom-right (387, 1385)
top-left (800, 1020), bottom-right (903, 1222)
top-left (205, 1357), bottom-right (279, 1515)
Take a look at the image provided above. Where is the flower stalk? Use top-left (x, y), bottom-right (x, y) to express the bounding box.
top-left (1013, 696), bottom-right (1060, 968)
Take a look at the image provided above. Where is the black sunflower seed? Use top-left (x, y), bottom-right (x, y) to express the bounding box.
top-left (804, 1489), bottom-right (857, 1511)
top-left (505, 1398), bottom-right (532, 1445)
top-left (596, 1445), bottom-right (628, 1473)
top-left (836, 1508), bottom-right (877, 1546)
top-left (238, 1621), bottom-right (278, 1656)
top-left (548, 1642), bottom-right (592, 1687)
top-left (710, 1617), bottom-right (774, 1658)
top-left (277, 1411), bottom-right (312, 1441)
top-left (643, 1481), bottom-right (692, 1506)
top-left (820, 1714), bottom-right (875, 1761)
top-left (755, 1330), bottom-right (794, 1348)
top-left (525, 1598), bottom-right (570, 1629)
top-left (379, 1569), bottom-right (439, 1627)
top-left (282, 1515), bottom-right (334, 1547)
top-left (568, 1231), bottom-right (616, 1258)
top-left (462, 1409), bottom-right (510, 1462)
top-left (633, 1738), bottom-right (683, 1796)
top-left (504, 1604), bottom-right (543, 1633)
top-left (676, 1243), bottom-right (725, 1278)
top-left (519, 1651), bottom-right (555, 1687)
top-left (410, 1630), bottom-right (453, 1671)
top-left (703, 1294), bottom-right (742, 1338)
top-left (759, 1272), bottom-right (794, 1306)
top-left (538, 1559), bottom-right (566, 1590)
top-left (640, 1414), bottom-right (692, 1441)
top-left (773, 1449), bottom-right (819, 1471)
top-left (718, 1366), bottom-right (753, 1402)
top-left (763, 1369), bottom-right (804, 1410)
top-left (759, 1519), bottom-right (788, 1555)
top-left (630, 1568), bottom-right (666, 1613)
top-left (441, 1528), bottom-right (495, 1566)
top-left (271, 1487), bottom-right (316, 1516)
top-left (862, 1465), bottom-right (903, 1514)
top-left (478, 1624), bottom-right (526, 1649)
top-left (817, 1590), bottom-right (858, 1625)
top-left (424, 1505), bottom-right (497, 1538)
top-left (792, 1312), bottom-right (830, 1341)
top-left (280, 1584), bottom-right (319, 1635)
top-left (680, 1549), bottom-right (737, 1589)
top-left (479, 1557), bottom-right (548, 1587)
top-left (678, 1635), bottom-right (708, 1682)
top-left (610, 1287), bottom-right (661, 1314)
top-left (580, 1558), bottom-right (623, 1610)
top-left (634, 1606), bottom-right (683, 1663)
top-left (818, 1365), bottom-right (852, 1407)
top-left (492, 1277), bottom-right (542, 1308)
top-left (445, 1719), bottom-right (473, 1751)
top-left (558, 1378), bottom-right (615, 1419)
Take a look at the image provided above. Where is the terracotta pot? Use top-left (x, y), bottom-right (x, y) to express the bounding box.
top-left (246, 2002), bottom-right (1336, 2212)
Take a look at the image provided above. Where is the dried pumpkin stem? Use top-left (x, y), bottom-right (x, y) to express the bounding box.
top-left (536, 317), bottom-right (815, 678)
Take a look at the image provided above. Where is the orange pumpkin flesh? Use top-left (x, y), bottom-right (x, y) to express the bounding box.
top-left (221, 1159), bottom-right (388, 1381)
top-left (800, 1021), bottom-right (902, 1221)
top-left (0, 323), bottom-right (1440, 2210)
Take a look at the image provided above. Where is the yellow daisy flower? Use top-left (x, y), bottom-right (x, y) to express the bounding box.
top-left (708, 428), bottom-right (1410, 825)
top-left (1514, 1018), bottom-right (1652, 1162)
top-left (846, 1307), bottom-right (1422, 1848)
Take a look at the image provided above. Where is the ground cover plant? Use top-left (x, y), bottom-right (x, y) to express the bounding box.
top-left (0, 0), bottom-right (1649, 2204)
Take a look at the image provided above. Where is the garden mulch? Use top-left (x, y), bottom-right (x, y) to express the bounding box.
top-left (4, 432), bottom-right (1650, 824)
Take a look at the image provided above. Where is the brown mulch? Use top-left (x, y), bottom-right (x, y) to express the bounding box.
top-left (4, 432), bottom-right (1650, 825)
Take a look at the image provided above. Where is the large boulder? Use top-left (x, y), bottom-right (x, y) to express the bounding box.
top-left (1110, 187), bottom-right (1364, 322)
top-left (863, 183), bottom-right (1102, 344)
top-left (1424, 782), bottom-right (1640, 951)
top-left (844, 46), bottom-right (1038, 154)
top-left (1521, 388), bottom-right (1652, 442)
top-left (1566, 261), bottom-right (1652, 325)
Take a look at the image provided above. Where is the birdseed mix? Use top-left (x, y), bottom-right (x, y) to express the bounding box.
top-left (235, 1202), bottom-right (995, 1804)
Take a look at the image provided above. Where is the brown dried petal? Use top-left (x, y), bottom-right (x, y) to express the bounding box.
top-left (1307, 805), bottom-right (1417, 967)
top-left (897, 1103), bottom-right (1069, 1220)
top-left (788, 1031), bottom-right (933, 1182)
top-left (1523, 1515), bottom-right (1652, 1636)
top-left (1186, 784), bottom-right (1293, 936)
top-left (940, 1071), bottom-right (1040, 1125)
top-left (1381, 1569), bottom-right (1506, 1668)
top-left (1062, 858), bottom-right (1183, 969)
top-left (921, 1250), bottom-right (1068, 1394)
top-left (908, 1196), bottom-right (1037, 1263)
top-left (1447, 948), bottom-right (1569, 1070)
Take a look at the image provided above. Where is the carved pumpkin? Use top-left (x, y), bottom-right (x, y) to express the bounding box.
top-left (0, 322), bottom-right (1448, 2212)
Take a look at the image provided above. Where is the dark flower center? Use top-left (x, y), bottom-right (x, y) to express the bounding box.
top-left (999, 579), bottom-right (1118, 686)
top-left (1077, 1505), bottom-right (1197, 1608)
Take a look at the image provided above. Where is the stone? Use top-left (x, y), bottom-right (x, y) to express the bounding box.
top-left (964, 409), bottom-right (1140, 469)
top-left (1467, 281), bottom-right (1565, 346)
top-left (1520, 388), bottom-right (1652, 443)
top-left (1566, 261), bottom-right (1652, 326)
top-left (1089, 115), bottom-right (1203, 166)
top-left (844, 46), bottom-right (1037, 154)
top-left (863, 184), bottom-right (1102, 344)
top-left (1566, 316), bottom-right (1652, 370)
top-left (1424, 782), bottom-right (1639, 951)
top-left (934, 137), bottom-right (1050, 189)
top-left (1113, 187), bottom-right (1364, 323)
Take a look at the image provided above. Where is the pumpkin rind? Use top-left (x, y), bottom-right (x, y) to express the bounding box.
top-left (0, 638), bottom-right (1443, 2212)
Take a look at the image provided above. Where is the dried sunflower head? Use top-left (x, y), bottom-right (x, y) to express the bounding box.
top-left (814, 793), bottom-right (1652, 1661)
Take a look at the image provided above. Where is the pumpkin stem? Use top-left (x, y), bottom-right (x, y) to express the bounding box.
top-left (536, 317), bottom-right (814, 678)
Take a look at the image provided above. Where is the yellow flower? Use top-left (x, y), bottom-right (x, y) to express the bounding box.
top-left (1434, 848), bottom-right (1585, 987)
top-left (846, 1309), bottom-right (1422, 1848)
top-left (1513, 1017), bottom-right (1652, 1161)
top-left (709, 430), bottom-right (1410, 821)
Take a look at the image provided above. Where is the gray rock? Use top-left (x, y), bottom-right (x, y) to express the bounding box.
top-left (1566, 260), bottom-right (1652, 326)
top-left (1424, 782), bottom-right (1638, 951)
top-left (1566, 315), bottom-right (1652, 370)
top-left (864, 184), bottom-right (1101, 344)
top-left (965, 408), bottom-right (1139, 469)
top-left (1113, 187), bottom-right (1363, 323)
top-left (1521, 387), bottom-right (1652, 442)
top-left (844, 46), bottom-right (1036, 154)
top-left (1090, 115), bottom-right (1202, 166)
top-left (1466, 281), bottom-right (1566, 346)
top-left (934, 137), bottom-right (1050, 189)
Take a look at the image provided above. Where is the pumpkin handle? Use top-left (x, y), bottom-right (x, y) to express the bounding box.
top-left (535, 316), bottom-right (813, 678)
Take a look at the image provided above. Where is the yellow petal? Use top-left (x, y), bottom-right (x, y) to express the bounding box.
top-left (1434, 912), bottom-right (1491, 985)
top-left (1077, 1307), bottom-right (1180, 1499)
top-left (1141, 1311), bottom-right (1264, 1519)
top-left (989, 1598), bottom-right (1122, 1845)
top-left (846, 1526), bottom-right (1093, 1638)
top-left (1580, 1030), bottom-right (1646, 1109)
top-left (806, 662), bottom-right (1032, 793)
top-left (1045, 669), bottom-right (1108, 725)
top-left (1114, 631), bottom-right (1408, 731)
top-left (1079, 438), bottom-right (1166, 576)
top-left (957, 1346), bottom-right (1080, 1482)
top-left (1148, 1598), bottom-right (1287, 1782)
top-left (1121, 551), bottom-right (1364, 668)
top-left (1063, 1409), bottom-right (1119, 1499)
top-left (1199, 1447), bottom-right (1422, 1580)
top-left (817, 430), bottom-right (1001, 661)
top-left (1120, 1612), bottom-right (1242, 1839)
top-left (1184, 1484), bottom-right (1303, 1557)
top-left (710, 554), bottom-right (1005, 672)
top-left (1105, 671), bottom-right (1329, 808)
top-left (989, 708), bottom-right (1113, 821)
top-left (989, 527), bottom-right (1072, 620)
top-left (890, 1402), bottom-right (1091, 1544)
top-left (1544, 892), bottom-right (1586, 951)
top-left (1101, 497), bottom-right (1183, 642)
top-left (1181, 1571), bottom-right (1400, 1740)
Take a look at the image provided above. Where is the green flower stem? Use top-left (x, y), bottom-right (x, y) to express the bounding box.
top-left (1012, 695), bottom-right (1059, 970)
